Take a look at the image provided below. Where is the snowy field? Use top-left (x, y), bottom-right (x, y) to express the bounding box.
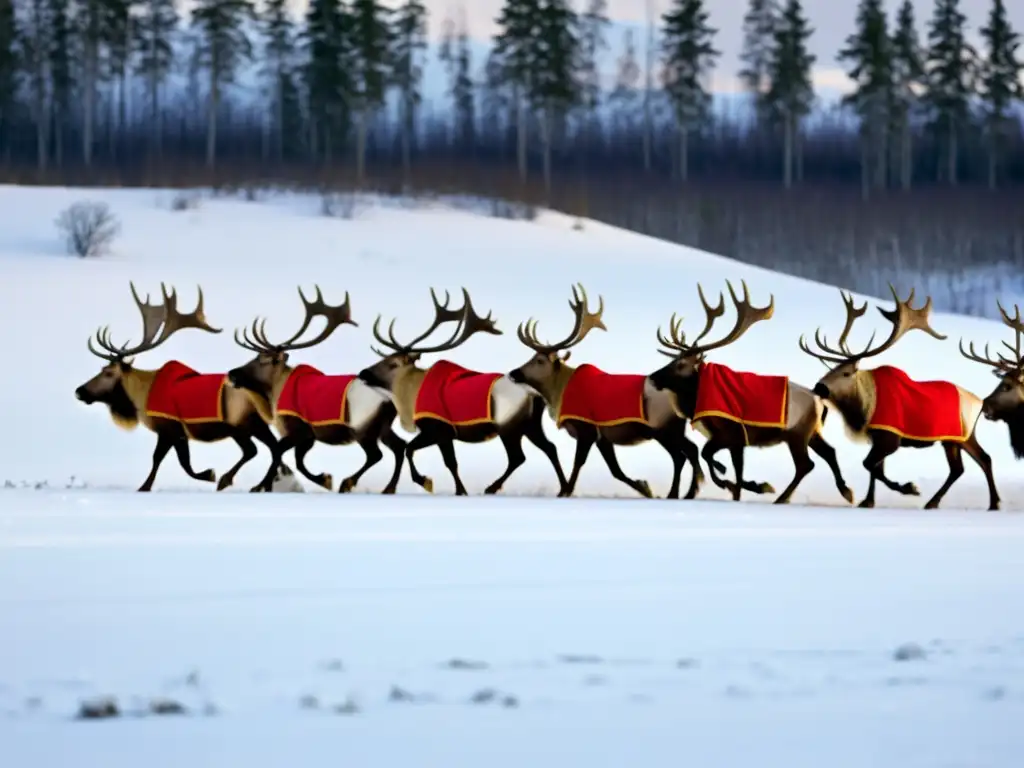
top-left (2, 185), bottom-right (1024, 765)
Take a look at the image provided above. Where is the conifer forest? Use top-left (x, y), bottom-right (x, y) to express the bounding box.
top-left (1, 0), bottom-right (1022, 315)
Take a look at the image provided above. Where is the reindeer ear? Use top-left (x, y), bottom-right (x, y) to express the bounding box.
top-left (560, 350), bottom-right (572, 363)
top-left (280, 352), bottom-right (290, 364)
top-left (407, 352), bottom-right (421, 363)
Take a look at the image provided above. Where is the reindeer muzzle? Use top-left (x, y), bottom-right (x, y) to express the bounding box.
top-left (813, 383), bottom-right (830, 399)
top-left (75, 386), bottom-right (94, 403)
top-left (982, 401), bottom-right (997, 421)
top-left (508, 368), bottom-right (526, 384)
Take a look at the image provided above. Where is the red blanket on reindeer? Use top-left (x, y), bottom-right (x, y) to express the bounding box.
top-left (866, 365), bottom-right (967, 442)
top-left (555, 364), bottom-right (648, 427)
top-left (693, 362), bottom-right (789, 430)
top-left (275, 364), bottom-right (357, 426)
top-left (145, 360), bottom-right (226, 431)
top-left (414, 360), bottom-right (504, 425)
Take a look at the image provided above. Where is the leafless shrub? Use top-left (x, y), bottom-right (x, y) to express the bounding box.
top-left (320, 191), bottom-right (358, 219)
top-left (171, 191), bottom-right (202, 211)
top-left (77, 696), bottom-right (119, 720)
top-left (56, 201), bottom-right (121, 257)
top-left (487, 197), bottom-right (536, 221)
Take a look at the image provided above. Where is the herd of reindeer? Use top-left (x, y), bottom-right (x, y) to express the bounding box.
top-left (72, 279), bottom-right (1024, 509)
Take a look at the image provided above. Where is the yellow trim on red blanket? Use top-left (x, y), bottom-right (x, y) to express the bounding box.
top-left (553, 369), bottom-right (649, 428)
top-left (413, 375), bottom-right (501, 427)
top-left (277, 378), bottom-right (355, 427)
top-left (691, 382), bottom-right (788, 446)
top-left (145, 376), bottom-right (227, 439)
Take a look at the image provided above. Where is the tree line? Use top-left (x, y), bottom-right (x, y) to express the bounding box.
top-left (0, 0), bottom-right (1021, 318)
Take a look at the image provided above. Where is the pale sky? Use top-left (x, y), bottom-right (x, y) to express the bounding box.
top-left (405, 0), bottom-right (1024, 95)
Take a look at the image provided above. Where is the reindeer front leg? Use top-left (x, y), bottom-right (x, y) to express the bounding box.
top-left (339, 432), bottom-right (386, 493)
top-left (138, 432), bottom-right (175, 492)
top-left (172, 438), bottom-right (217, 485)
top-left (595, 438), bottom-right (653, 498)
top-left (561, 429), bottom-right (596, 497)
top-left (654, 428), bottom-right (701, 499)
top-left (859, 437), bottom-right (911, 507)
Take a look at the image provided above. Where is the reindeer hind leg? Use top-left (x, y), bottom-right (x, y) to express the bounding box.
top-left (961, 432), bottom-right (999, 511)
top-left (595, 437), bottom-right (652, 498)
top-left (808, 433), bottom-right (854, 504)
top-left (923, 442), bottom-right (964, 510)
top-left (138, 432), bottom-right (175, 492)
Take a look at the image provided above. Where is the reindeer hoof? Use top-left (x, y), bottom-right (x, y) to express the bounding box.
top-left (484, 484), bottom-right (500, 495)
top-left (216, 476), bottom-right (233, 491)
top-left (339, 477), bottom-right (357, 493)
top-left (924, 500), bottom-right (940, 510)
top-left (903, 483), bottom-right (920, 496)
top-left (840, 486), bottom-right (854, 504)
top-left (320, 474), bottom-right (334, 491)
top-left (857, 498), bottom-right (874, 508)
top-left (758, 482), bottom-right (775, 495)
top-left (381, 485), bottom-right (397, 495)
top-left (200, 469), bottom-right (216, 482)
top-left (422, 478), bottom-right (434, 494)
top-left (637, 481), bottom-right (653, 499)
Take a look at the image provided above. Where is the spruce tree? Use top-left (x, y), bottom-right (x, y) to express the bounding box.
top-left (577, 0), bottom-right (609, 156)
top-left (136, 0), bottom-right (178, 158)
top-left (531, 0), bottom-right (578, 196)
top-left (609, 28), bottom-right (641, 139)
top-left (0, 0), bottom-right (19, 159)
top-left (21, 0), bottom-right (53, 169)
top-left (890, 0), bottom-right (924, 190)
top-left (449, 25), bottom-right (476, 149)
top-left (72, 0), bottom-right (105, 166)
top-left (660, 0), bottom-right (718, 182)
top-left (303, 0), bottom-right (351, 162)
top-left (392, 0), bottom-right (426, 178)
top-left (493, 0), bottom-right (541, 182)
top-left (738, 0), bottom-right (777, 126)
top-left (190, 0), bottom-right (256, 168)
top-left (978, 0), bottom-right (1022, 188)
top-left (261, 0), bottom-right (299, 162)
top-left (924, 0), bottom-right (974, 185)
top-left (103, 0), bottom-right (134, 155)
top-left (837, 0), bottom-right (891, 197)
top-left (348, 0), bottom-right (392, 183)
top-left (766, 0), bottom-right (815, 188)
top-left (48, 0), bottom-right (74, 166)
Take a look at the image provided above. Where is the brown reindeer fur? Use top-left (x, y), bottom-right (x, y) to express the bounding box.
top-left (392, 367), bottom-right (430, 433)
top-left (824, 370), bottom-right (877, 443)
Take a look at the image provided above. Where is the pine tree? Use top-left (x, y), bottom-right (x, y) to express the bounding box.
top-left (303, 0), bottom-right (350, 162)
top-left (924, 0), bottom-right (974, 185)
top-left (481, 47), bottom-right (509, 152)
top-left (837, 0), bottom-right (891, 197)
top-left (890, 0), bottom-right (924, 190)
top-left (738, 0), bottom-right (777, 126)
top-left (493, 0), bottom-right (541, 182)
top-left (766, 0), bottom-right (815, 188)
top-left (660, 0), bottom-right (718, 182)
top-left (261, 0), bottom-right (299, 162)
top-left (609, 28), bottom-right (641, 139)
top-left (71, 0), bottom-right (106, 166)
top-left (190, 0), bottom-right (255, 168)
top-left (577, 0), bottom-right (609, 151)
top-left (391, 0), bottom-right (426, 179)
top-left (978, 0), bottom-right (1022, 189)
top-left (48, 0), bottom-right (73, 166)
top-left (449, 23), bottom-right (476, 149)
top-left (0, 0), bottom-right (20, 159)
top-left (349, 0), bottom-right (392, 183)
top-left (531, 0), bottom-right (578, 196)
top-left (21, 0), bottom-right (53, 168)
top-left (103, 0), bottom-right (134, 156)
top-left (136, 0), bottom-right (178, 158)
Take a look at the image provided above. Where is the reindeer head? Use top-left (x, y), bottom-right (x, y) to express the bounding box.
top-left (76, 283), bottom-right (221, 421)
top-left (358, 288), bottom-right (501, 394)
top-left (649, 280), bottom-right (774, 392)
top-left (959, 302), bottom-right (1024, 423)
top-left (229, 286), bottom-right (357, 399)
top-left (799, 285), bottom-right (947, 404)
top-left (509, 284), bottom-right (606, 393)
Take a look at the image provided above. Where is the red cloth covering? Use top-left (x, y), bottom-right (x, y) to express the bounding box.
top-left (556, 364), bottom-right (647, 427)
top-left (693, 361), bottom-right (789, 428)
top-left (867, 365), bottom-right (966, 442)
top-left (145, 360), bottom-right (226, 427)
top-left (414, 359), bottom-right (503, 425)
top-left (275, 364), bottom-right (356, 425)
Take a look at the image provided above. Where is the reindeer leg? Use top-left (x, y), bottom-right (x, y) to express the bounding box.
top-left (215, 433), bottom-right (255, 491)
top-left (522, 399), bottom-right (569, 494)
top-left (701, 439), bottom-right (732, 493)
top-left (379, 422), bottom-right (406, 495)
top-left (728, 446), bottom-right (746, 502)
top-left (858, 439), bottom-right (901, 508)
top-left (923, 442), bottom-right (964, 509)
top-left (138, 432), bottom-right (175, 492)
top-left (773, 437), bottom-right (815, 504)
top-left (436, 437), bottom-right (468, 496)
top-left (294, 436), bottom-right (331, 490)
top-left (340, 433), bottom-right (384, 493)
top-left (561, 429), bottom-right (596, 498)
top-left (405, 430), bottom-right (440, 493)
top-left (245, 421), bottom-right (282, 493)
top-left (172, 437), bottom-right (217, 485)
top-left (485, 429), bottom-right (526, 495)
top-left (595, 437), bottom-right (653, 498)
top-left (961, 433), bottom-right (999, 511)
top-left (252, 431), bottom-right (297, 493)
top-left (808, 433), bottom-right (854, 504)
top-left (653, 430), bottom-right (690, 500)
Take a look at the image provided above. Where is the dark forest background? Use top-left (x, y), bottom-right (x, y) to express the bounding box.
top-left (1, 0), bottom-right (1022, 317)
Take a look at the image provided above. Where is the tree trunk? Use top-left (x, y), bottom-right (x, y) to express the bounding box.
top-left (947, 116), bottom-right (957, 186)
top-left (678, 123), bottom-right (688, 183)
top-left (400, 97), bottom-right (411, 187)
top-left (355, 108), bottom-right (368, 187)
top-left (515, 94), bottom-right (527, 183)
top-left (861, 140), bottom-right (870, 201)
top-left (782, 111), bottom-right (793, 189)
top-left (83, 39), bottom-right (97, 167)
top-left (987, 120), bottom-right (998, 190)
top-left (900, 114), bottom-right (912, 191)
top-left (206, 71), bottom-right (219, 169)
top-left (276, 75), bottom-right (285, 163)
top-left (541, 105), bottom-right (552, 202)
top-left (150, 74), bottom-right (161, 160)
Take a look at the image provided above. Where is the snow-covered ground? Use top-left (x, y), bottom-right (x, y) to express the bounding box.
top-left (2, 185), bottom-right (1023, 765)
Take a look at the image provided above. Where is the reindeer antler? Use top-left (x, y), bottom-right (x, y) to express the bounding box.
top-left (235, 285), bottom-right (356, 354)
top-left (517, 283), bottom-right (606, 355)
top-left (657, 280), bottom-right (773, 359)
top-left (800, 284), bottom-right (945, 366)
top-left (88, 282), bottom-right (221, 362)
top-left (959, 300), bottom-right (1024, 377)
top-left (371, 288), bottom-right (501, 358)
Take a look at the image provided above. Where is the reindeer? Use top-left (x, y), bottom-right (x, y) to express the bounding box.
top-left (228, 286), bottom-right (406, 494)
top-left (800, 286), bottom-right (998, 510)
top-left (358, 288), bottom-right (569, 496)
top-left (508, 284), bottom-right (712, 500)
top-left (648, 281), bottom-right (853, 505)
top-left (75, 282), bottom-right (281, 492)
top-left (958, 301), bottom-right (1024, 464)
